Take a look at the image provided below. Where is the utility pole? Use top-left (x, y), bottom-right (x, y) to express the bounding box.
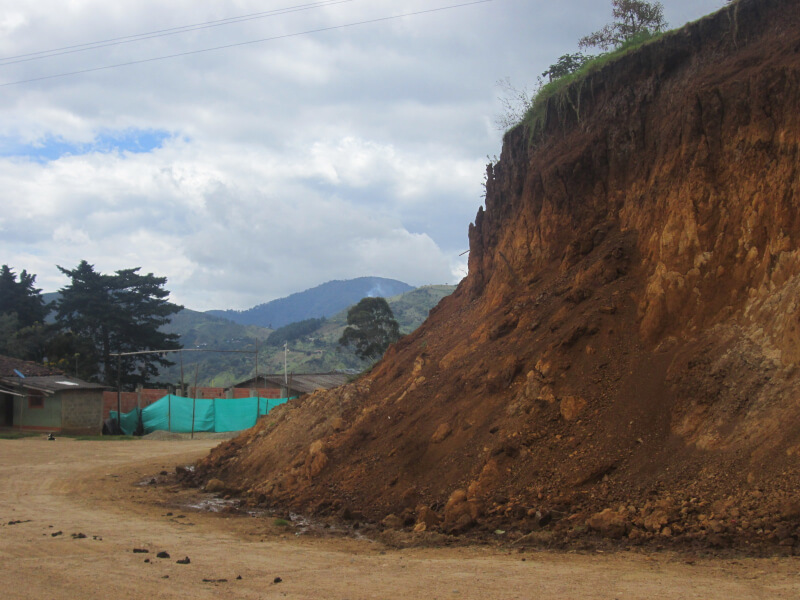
top-left (116, 354), bottom-right (122, 434)
top-left (254, 339), bottom-right (259, 394)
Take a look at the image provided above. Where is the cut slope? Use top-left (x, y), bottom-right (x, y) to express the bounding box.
top-left (195, 0), bottom-right (800, 552)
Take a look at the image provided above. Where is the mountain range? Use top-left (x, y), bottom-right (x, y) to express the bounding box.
top-left (207, 277), bottom-right (414, 328)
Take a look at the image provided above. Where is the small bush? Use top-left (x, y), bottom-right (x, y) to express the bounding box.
top-left (518, 29), bottom-right (665, 141)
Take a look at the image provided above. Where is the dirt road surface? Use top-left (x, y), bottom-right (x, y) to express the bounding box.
top-left (1, 437), bottom-right (798, 599)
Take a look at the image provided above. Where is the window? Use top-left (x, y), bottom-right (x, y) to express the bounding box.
top-left (27, 391), bottom-right (44, 409)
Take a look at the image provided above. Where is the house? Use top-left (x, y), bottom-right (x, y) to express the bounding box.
top-left (0, 355), bottom-right (105, 435)
top-left (233, 372), bottom-right (350, 398)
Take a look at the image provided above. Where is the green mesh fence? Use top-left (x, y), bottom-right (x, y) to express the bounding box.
top-left (111, 394), bottom-right (295, 435)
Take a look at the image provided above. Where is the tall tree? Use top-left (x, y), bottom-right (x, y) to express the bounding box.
top-left (0, 265), bottom-right (47, 328)
top-left (55, 261), bottom-right (182, 387)
top-left (579, 0), bottom-right (667, 52)
top-left (339, 297), bottom-right (401, 360)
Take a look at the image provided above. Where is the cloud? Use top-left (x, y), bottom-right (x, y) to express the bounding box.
top-left (0, 0), bottom-right (725, 311)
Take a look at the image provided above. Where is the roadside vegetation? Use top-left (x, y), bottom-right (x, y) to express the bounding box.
top-left (496, 1), bottom-right (670, 137)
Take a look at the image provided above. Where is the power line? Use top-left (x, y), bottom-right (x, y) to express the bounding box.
top-left (0, 0), bottom-right (357, 66)
top-left (0, 0), bottom-right (494, 88)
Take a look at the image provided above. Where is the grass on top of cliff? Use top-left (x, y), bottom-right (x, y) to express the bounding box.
top-left (516, 29), bottom-right (666, 142)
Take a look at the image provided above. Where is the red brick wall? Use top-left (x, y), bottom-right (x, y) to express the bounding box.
top-left (102, 389), bottom-right (168, 419)
top-left (102, 386), bottom-right (284, 418)
top-left (189, 387), bottom-right (226, 399)
top-left (103, 392), bottom-right (137, 419)
top-left (232, 387), bottom-right (282, 399)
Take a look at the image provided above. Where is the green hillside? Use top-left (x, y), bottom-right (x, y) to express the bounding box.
top-left (156, 284), bottom-right (456, 387)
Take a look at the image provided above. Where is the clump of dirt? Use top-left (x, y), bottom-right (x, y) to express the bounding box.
top-left (193, 0), bottom-right (800, 555)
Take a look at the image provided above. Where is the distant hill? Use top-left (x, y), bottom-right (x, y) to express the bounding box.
top-left (207, 277), bottom-right (414, 329)
top-left (161, 308), bottom-right (271, 349)
top-left (158, 284), bottom-right (456, 387)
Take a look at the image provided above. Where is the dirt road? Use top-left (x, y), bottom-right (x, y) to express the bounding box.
top-left (0, 437), bottom-right (798, 599)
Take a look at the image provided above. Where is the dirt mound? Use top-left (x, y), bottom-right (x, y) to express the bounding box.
top-left (194, 0), bottom-right (800, 553)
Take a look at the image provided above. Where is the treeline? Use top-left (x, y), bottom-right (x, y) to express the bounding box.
top-left (266, 317), bottom-right (326, 347)
top-left (0, 261), bottom-right (181, 388)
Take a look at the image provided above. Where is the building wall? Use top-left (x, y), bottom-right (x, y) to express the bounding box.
top-left (61, 389), bottom-right (103, 435)
top-left (0, 394), bottom-right (13, 426)
top-left (231, 387), bottom-right (281, 399)
top-left (14, 394), bottom-right (61, 431)
top-left (103, 391), bottom-right (138, 419)
top-left (102, 389), bottom-right (168, 419)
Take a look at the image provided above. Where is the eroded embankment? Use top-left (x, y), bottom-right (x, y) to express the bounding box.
top-left (191, 0), bottom-right (800, 553)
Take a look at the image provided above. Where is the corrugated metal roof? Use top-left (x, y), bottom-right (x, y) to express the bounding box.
top-left (236, 372), bottom-right (350, 395)
top-left (0, 375), bottom-right (106, 394)
top-left (0, 354), bottom-right (62, 378)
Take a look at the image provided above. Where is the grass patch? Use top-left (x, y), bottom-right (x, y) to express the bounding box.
top-left (518, 30), bottom-right (667, 142)
top-left (68, 435), bottom-right (138, 441)
top-left (273, 518), bottom-right (290, 527)
top-left (0, 431), bottom-right (39, 440)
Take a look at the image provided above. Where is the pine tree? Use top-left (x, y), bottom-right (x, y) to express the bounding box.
top-left (0, 264), bottom-right (47, 328)
top-left (55, 261), bottom-right (182, 386)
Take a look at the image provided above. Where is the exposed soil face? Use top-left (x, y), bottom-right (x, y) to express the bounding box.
top-left (2, 437), bottom-right (800, 600)
top-left (196, 0), bottom-right (800, 553)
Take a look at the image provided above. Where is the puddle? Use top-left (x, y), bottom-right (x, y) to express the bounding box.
top-left (184, 497), bottom-right (239, 513)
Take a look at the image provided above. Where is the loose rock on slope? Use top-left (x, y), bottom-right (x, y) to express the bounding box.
top-left (194, 0), bottom-right (800, 554)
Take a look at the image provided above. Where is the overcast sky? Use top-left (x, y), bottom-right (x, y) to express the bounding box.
top-left (0, 0), bottom-right (724, 311)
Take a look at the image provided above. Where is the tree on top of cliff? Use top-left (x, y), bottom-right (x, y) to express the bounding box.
top-left (338, 297), bottom-right (400, 360)
top-left (541, 53), bottom-right (593, 82)
top-left (579, 0), bottom-right (667, 52)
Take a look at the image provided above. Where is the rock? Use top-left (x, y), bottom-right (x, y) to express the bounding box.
top-left (643, 509), bottom-right (669, 532)
top-left (586, 509), bottom-right (628, 539)
top-left (401, 487), bottom-right (420, 508)
top-left (448, 513), bottom-right (476, 534)
top-left (445, 489), bottom-right (468, 511)
top-left (156, 551), bottom-right (170, 559)
top-left (560, 396), bottom-right (588, 421)
top-left (381, 514), bottom-right (404, 530)
top-left (431, 422), bottom-right (452, 443)
top-left (415, 505), bottom-right (441, 530)
top-left (307, 451), bottom-right (328, 478)
top-left (780, 499), bottom-right (800, 520)
top-left (205, 479), bottom-right (226, 493)
top-left (443, 489), bottom-right (482, 533)
top-left (273, 577), bottom-right (283, 584)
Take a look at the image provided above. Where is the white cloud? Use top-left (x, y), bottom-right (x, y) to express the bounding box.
top-left (0, 0), bottom-right (726, 310)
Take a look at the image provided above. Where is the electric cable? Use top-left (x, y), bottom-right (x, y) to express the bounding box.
top-left (0, 0), bottom-right (357, 66)
top-left (0, 0), bottom-right (494, 88)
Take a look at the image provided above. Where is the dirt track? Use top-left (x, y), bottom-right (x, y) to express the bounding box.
top-left (0, 437), bottom-right (798, 599)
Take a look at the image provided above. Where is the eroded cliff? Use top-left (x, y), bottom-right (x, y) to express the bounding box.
top-left (194, 0), bottom-right (800, 551)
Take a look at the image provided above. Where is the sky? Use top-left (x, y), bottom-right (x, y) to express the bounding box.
top-left (0, 0), bottom-right (726, 311)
